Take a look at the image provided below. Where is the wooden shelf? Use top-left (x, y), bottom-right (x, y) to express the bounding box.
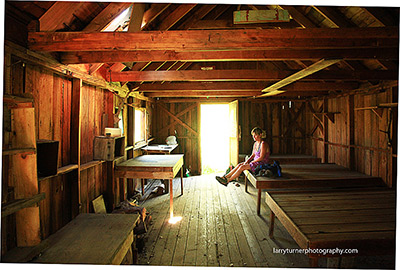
top-left (80, 160), bottom-right (105, 171)
top-left (2, 147), bottom-right (36, 156)
top-left (38, 164), bottom-right (79, 181)
top-left (354, 103), bottom-right (397, 117)
top-left (2, 193), bottom-right (46, 218)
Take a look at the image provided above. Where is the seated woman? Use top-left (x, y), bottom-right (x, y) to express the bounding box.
top-left (216, 127), bottom-right (270, 186)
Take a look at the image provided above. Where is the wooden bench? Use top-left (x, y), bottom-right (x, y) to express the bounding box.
top-left (33, 213), bottom-right (140, 265)
top-left (239, 154), bottom-right (322, 164)
top-left (243, 163), bottom-right (385, 215)
top-left (265, 188), bottom-right (396, 267)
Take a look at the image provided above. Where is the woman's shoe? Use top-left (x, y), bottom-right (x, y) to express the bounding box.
top-left (215, 176), bottom-right (228, 186)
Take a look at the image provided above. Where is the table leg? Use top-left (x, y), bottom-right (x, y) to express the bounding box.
top-left (141, 179), bottom-right (145, 196)
top-left (269, 210), bottom-right (275, 238)
top-left (164, 179), bottom-right (169, 194)
top-left (257, 189), bottom-right (261, 215)
top-left (245, 174), bottom-right (248, 193)
top-left (169, 178), bottom-right (173, 218)
top-left (180, 167), bottom-right (184, 196)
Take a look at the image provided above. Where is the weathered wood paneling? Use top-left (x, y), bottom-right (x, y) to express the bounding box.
top-left (239, 101), bottom-right (311, 156)
top-left (310, 87), bottom-right (395, 187)
top-left (153, 102), bottom-right (200, 175)
top-left (153, 100), bottom-right (312, 175)
top-left (3, 60), bottom-right (114, 251)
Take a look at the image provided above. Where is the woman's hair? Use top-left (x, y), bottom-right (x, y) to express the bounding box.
top-left (251, 127), bottom-right (267, 139)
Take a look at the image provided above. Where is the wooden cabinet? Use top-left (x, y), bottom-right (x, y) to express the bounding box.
top-left (94, 136), bottom-right (125, 161)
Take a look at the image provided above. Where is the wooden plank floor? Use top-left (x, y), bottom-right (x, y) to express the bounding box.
top-left (136, 175), bottom-right (394, 268)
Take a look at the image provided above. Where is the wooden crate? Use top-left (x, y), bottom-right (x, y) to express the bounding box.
top-left (94, 136), bottom-right (125, 161)
top-left (37, 140), bottom-right (59, 177)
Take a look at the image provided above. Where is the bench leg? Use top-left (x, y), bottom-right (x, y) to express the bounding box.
top-left (269, 210), bottom-right (275, 238)
top-left (141, 179), bottom-right (145, 196)
top-left (257, 189), bottom-right (261, 215)
top-left (309, 257), bottom-right (318, 268)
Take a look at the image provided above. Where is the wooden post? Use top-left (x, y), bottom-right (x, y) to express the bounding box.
top-left (323, 99), bottom-right (329, 163)
top-left (106, 161), bottom-right (115, 212)
top-left (390, 86), bottom-right (398, 188)
top-left (348, 95), bottom-right (356, 170)
top-left (71, 78), bottom-right (82, 215)
top-left (257, 189), bottom-right (261, 216)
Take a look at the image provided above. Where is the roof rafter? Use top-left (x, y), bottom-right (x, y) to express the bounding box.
top-left (260, 58), bottom-right (342, 97)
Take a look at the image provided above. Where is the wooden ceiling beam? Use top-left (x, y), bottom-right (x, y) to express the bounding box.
top-left (282, 6), bottom-right (316, 28)
top-left (38, 2), bottom-right (84, 31)
top-left (158, 4), bottom-right (197, 30)
top-left (146, 90), bottom-right (263, 97)
top-left (145, 90), bottom-right (327, 98)
top-left (312, 6), bottom-right (355, 28)
top-left (61, 48), bottom-right (399, 64)
top-left (83, 3), bottom-right (132, 32)
top-left (137, 81), bottom-right (359, 92)
top-left (106, 69), bottom-right (397, 82)
top-left (176, 4), bottom-right (217, 30)
top-left (189, 19), bottom-right (300, 29)
top-left (363, 7), bottom-right (398, 27)
top-left (261, 59), bottom-right (342, 96)
top-left (28, 27), bottom-right (399, 52)
top-left (142, 3), bottom-right (171, 30)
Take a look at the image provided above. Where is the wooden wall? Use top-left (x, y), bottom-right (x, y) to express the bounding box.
top-left (152, 100), bottom-right (312, 175)
top-left (152, 101), bottom-right (200, 175)
top-left (153, 90), bottom-right (396, 188)
top-left (239, 101), bottom-right (311, 156)
top-left (2, 55), bottom-right (115, 251)
top-left (310, 86), bottom-right (397, 188)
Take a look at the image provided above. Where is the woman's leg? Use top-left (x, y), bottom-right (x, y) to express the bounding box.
top-left (224, 162), bottom-right (244, 178)
top-left (227, 164), bottom-right (251, 182)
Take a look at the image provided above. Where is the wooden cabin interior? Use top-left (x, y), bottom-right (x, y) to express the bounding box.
top-left (1, 1), bottom-right (399, 268)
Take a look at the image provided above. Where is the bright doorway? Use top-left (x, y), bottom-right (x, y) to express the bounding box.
top-left (200, 104), bottom-right (230, 174)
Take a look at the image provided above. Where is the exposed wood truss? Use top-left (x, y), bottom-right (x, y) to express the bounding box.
top-left (61, 48), bottom-right (398, 64)
top-left (28, 27), bottom-right (398, 52)
top-left (7, 2), bottom-right (399, 100)
top-left (260, 59), bottom-right (343, 97)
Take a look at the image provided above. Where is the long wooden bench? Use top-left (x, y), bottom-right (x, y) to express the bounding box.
top-left (243, 163), bottom-right (385, 215)
top-left (239, 154), bottom-right (322, 164)
top-left (265, 188), bottom-right (396, 267)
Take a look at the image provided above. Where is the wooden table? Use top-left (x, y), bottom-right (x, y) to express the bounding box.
top-left (115, 154), bottom-right (184, 218)
top-left (244, 163), bottom-right (385, 215)
top-left (34, 213), bottom-right (140, 264)
top-left (266, 188), bottom-right (396, 267)
top-left (142, 144), bottom-right (178, 154)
